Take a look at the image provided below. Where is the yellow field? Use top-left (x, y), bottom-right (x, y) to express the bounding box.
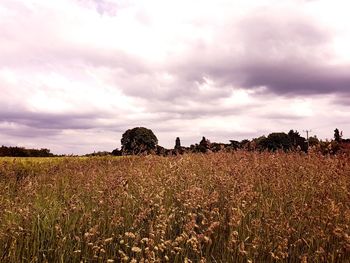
top-left (0, 152), bottom-right (349, 262)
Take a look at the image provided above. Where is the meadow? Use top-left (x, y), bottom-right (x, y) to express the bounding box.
top-left (0, 152), bottom-right (349, 262)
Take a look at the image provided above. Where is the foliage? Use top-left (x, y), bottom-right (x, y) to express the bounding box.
top-left (0, 153), bottom-right (349, 262)
top-left (251, 136), bottom-right (267, 151)
top-left (334, 128), bottom-right (341, 142)
top-left (240, 139), bottom-right (250, 149)
top-left (198, 137), bottom-right (210, 153)
top-left (288, 130), bottom-right (308, 152)
top-left (121, 127), bottom-right (158, 155)
top-left (175, 137), bottom-right (181, 149)
top-left (229, 140), bottom-right (240, 150)
top-left (210, 143), bottom-right (226, 152)
top-left (315, 140), bottom-right (341, 155)
top-left (308, 136), bottom-right (319, 147)
top-left (0, 146), bottom-right (54, 157)
top-left (111, 148), bottom-right (122, 156)
top-left (84, 151), bottom-right (112, 157)
top-left (264, 132), bottom-right (292, 151)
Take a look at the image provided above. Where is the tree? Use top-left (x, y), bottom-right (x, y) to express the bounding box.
top-left (252, 136), bottom-right (267, 151)
top-left (265, 132), bottom-right (292, 151)
top-left (288, 130), bottom-right (307, 152)
top-left (121, 127), bottom-right (158, 155)
top-left (308, 136), bottom-right (319, 147)
top-left (111, 148), bottom-right (122, 156)
top-left (229, 140), bottom-right (240, 150)
top-left (0, 146), bottom-right (54, 157)
top-left (198, 137), bottom-right (210, 153)
top-left (240, 139), bottom-right (250, 149)
top-left (334, 128), bottom-right (342, 142)
top-left (175, 137), bottom-right (181, 149)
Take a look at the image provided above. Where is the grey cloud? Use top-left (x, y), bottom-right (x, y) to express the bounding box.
top-left (332, 95), bottom-right (350, 106)
top-left (236, 62), bottom-right (350, 95)
top-left (168, 10), bottom-right (350, 99)
top-left (237, 12), bottom-right (328, 58)
top-left (0, 111), bottom-right (102, 130)
top-left (113, 69), bottom-right (235, 103)
top-left (0, 106), bottom-right (180, 137)
top-left (0, 125), bottom-right (59, 138)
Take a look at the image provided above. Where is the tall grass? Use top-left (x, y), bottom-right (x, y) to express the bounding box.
top-left (0, 152), bottom-right (349, 262)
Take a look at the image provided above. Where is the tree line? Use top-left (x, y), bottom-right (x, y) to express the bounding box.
top-left (0, 146), bottom-right (54, 157)
top-left (0, 127), bottom-right (348, 157)
top-left (111, 127), bottom-right (350, 156)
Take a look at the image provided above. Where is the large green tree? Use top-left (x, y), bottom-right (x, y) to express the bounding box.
top-left (121, 127), bottom-right (158, 155)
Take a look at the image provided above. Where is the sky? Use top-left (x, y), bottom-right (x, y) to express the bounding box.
top-left (0, 0), bottom-right (350, 154)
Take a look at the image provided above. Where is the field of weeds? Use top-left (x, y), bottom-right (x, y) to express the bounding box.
top-left (0, 152), bottom-right (349, 262)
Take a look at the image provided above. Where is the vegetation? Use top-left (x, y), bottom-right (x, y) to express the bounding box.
top-left (121, 127), bottom-right (158, 155)
top-left (1, 127), bottom-right (349, 157)
top-left (175, 137), bottom-right (181, 150)
top-left (0, 146), bottom-right (54, 157)
top-left (262, 133), bottom-right (292, 152)
top-left (0, 152), bottom-right (349, 262)
top-left (334, 128), bottom-right (342, 143)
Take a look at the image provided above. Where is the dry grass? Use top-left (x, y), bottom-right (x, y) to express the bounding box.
top-left (0, 152), bottom-right (349, 262)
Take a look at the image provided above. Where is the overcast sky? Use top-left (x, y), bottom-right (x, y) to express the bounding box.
top-left (1, 0), bottom-right (350, 154)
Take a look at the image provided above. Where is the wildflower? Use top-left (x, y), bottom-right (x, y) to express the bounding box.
top-left (104, 237), bottom-right (113, 243)
top-left (125, 232), bottom-right (136, 239)
top-left (131, 246), bottom-right (142, 253)
top-left (141, 237), bottom-right (149, 244)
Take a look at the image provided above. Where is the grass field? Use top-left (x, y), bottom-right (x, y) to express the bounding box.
top-left (0, 152), bottom-right (349, 262)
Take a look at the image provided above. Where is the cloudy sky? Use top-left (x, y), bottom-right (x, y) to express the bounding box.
top-left (1, 0), bottom-right (350, 154)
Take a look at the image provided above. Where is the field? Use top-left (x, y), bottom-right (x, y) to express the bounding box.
top-left (0, 152), bottom-right (349, 262)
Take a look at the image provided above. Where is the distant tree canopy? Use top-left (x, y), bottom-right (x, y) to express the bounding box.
top-left (288, 130), bottom-right (308, 152)
top-left (198, 137), bottom-right (210, 153)
top-left (229, 140), bottom-right (240, 150)
top-left (262, 132), bottom-right (292, 152)
top-left (84, 151), bottom-right (111, 157)
top-left (251, 131), bottom-right (309, 152)
top-left (308, 136), bottom-right (319, 147)
top-left (0, 146), bottom-right (53, 157)
top-left (121, 127), bottom-right (158, 155)
top-left (111, 148), bottom-right (122, 156)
